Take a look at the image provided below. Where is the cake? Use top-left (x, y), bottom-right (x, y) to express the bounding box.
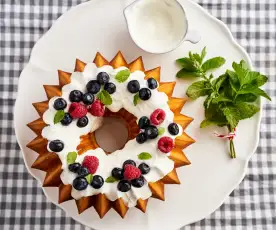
top-left (27, 51), bottom-right (194, 218)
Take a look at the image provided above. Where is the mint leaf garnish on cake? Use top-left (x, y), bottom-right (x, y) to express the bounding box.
top-left (133, 93), bottom-right (140, 106)
top-left (176, 47), bottom-right (271, 158)
top-left (115, 69), bottom-right (130, 83)
top-left (138, 152), bottom-right (152, 160)
top-left (157, 127), bottom-right (165, 136)
top-left (105, 176), bottom-right (119, 183)
top-left (54, 110), bottom-right (65, 124)
top-left (67, 151), bottom-right (77, 164)
top-left (85, 174), bottom-right (93, 184)
top-left (97, 90), bottom-right (112, 105)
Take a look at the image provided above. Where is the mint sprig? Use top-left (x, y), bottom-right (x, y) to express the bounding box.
top-left (54, 110), bottom-right (65, 124)
top-left (177, 47), bottom-right (271, 158)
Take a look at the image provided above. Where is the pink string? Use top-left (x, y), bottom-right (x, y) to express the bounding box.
top-left (214, 128), bottom-right (236, 140)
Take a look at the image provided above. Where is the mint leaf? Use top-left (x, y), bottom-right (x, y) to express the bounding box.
top-left (138, 152), bottom-right (152, 160)
top-left (212, 95), bottom-right (232, 103)
top-left (201, 47), bottom-right (207, 63)
top-left (67, 152), bottom-right (77, 165)
top-left (200, 119), bottom-right (227, 128)
top-left (133, 93), bottom-right (140, 106)
top-left (85, 174), bottom-right (93, 184)
top-left (205, 103), bottom-right (228, 123)
top-left (227, 74), bottom-right (240, 93)
top-left (212, 74), bottom-right (227, 91)
top-left (203, 95), bottom-right (213, 109)
top-left (186, 80), bottom-right (211, 100)
top-left (200, 119), bottom-right (214, 128)
top-left (115, 69), bottom-right (130, 83)
top-left (105, 176), bottom-right (119, 183)
top-left (238, 87), bottom-right (271, 101)
top-left (240, 60), bottom-right (250, 70)
top-left (247, 72), bottom-right (268, 87)
top-left (235, 94), bottom-right (258, 103)
top-left (227, 70), bottom-right (240, 91)
top-left (176, 69), bottom-right (202, 78)
top-left (221, 106), bottom-right (241, 129)
top-left (254, 74), bottom-right (268, 87)
top-left (235, 103), bottom-right (260, 120)
top-left (232, 61), bottom-right (254, 86)
top-left (54, 110), bottom-right (65, 124)
top-left (176, 58), bottom-right (198, 71)
top-left (192, 53), bottom-right (202, 65)
top-left (97, 90), bottom-right (112, 105)
top-left (202, 57), bottom-right (225, 72)
top-left (158, 127), bottom-right (165, 136)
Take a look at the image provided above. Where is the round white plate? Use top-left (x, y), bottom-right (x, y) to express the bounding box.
top-left (14, 0), bottom-right (261, 229)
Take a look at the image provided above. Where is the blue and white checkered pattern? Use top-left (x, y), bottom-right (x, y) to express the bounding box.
top-left (0, 0), bottom-right (275, 229)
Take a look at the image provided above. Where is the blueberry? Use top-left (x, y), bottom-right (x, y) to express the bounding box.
top-left (53, 98), bottom-right (67, 110)
top-left (139, 88), bottom-right (151, 100)
top-left (117, 180), bottom-right (131, 192)
top-left (69, 90), bottom-right (83, 102)
top-left (86, 80), bottom-right (101, 94)
top-left (136, 132), bottom-right (148, 144)
top-left (77, 116), bottom-right (88, 128)
top-left (145, 125), bottom-right (158, 139)
top-left (49, 140), bottom-right (64, 152)
top-left (147, 78), bottom-right (158, 89)
top-left (68, 163), bottom-right (81, 173)
top-left (82, 93), bottom-right (94, 105)
top-left (77, 166), bottom-right (90, 177)
top-left (131, 176), bottom-right (144, 188)
top-left (138, 116), bottom-right (150, 129)
top-left (127, 80), bottom-right (140, 94)
top-left (60, 113), bottom-right (72, 126)
top-left (138, 163), bottom-right (150, 175)
top-left (73, 177), bottom-right (88, 191)
top-left (112, 167), bottom-right (124, 180)
top-left (91, 175), bottom-right (104, 189)
top-left (104, 82), bottom-right (116, 94)
top-left (123, 160), bottom-right (136, 168)
top-left (97, 72), bottom-right (110, 85)
top-left (168, 123), bottom-right (179, 135)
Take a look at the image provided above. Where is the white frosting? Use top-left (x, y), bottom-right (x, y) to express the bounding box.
top-left (42, 63), bottom-right (182, 207)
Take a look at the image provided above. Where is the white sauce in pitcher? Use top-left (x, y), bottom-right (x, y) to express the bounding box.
top-left (124, 0), bottom-right (187, 53)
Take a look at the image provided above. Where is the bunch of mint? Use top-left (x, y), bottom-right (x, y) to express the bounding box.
top-left (176, 47), bottom-right (271, 158)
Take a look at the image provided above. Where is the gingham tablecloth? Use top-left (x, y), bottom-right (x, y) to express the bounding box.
top-left (0, 0), bottom-right (275, 229)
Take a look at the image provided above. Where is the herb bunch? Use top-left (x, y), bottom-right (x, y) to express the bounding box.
top-left (176, 47), bottom-right (271, 158)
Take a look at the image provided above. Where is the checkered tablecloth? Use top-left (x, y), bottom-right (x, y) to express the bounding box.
top-left (0, 0), bottom-right (275, 229)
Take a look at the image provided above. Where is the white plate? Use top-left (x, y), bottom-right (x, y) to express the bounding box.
top-left (14, 0), bottom-right (261, 229)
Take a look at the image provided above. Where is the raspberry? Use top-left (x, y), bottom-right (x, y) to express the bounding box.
top-left (124, 164), bottom-right (141, 180)
top-left (150, 109), bottom-right (166, 125)
top-left (82, 156), bottom-right (99, 174)
top-left (69, 102), bottom-right (87, 119)
top-left (90, 100), bottom-right (105, 117)
top-left (158, 136), bottom-right (174, 153)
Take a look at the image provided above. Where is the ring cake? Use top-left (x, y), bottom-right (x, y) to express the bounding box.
top-left (27, 51), bottom-right (194, 218)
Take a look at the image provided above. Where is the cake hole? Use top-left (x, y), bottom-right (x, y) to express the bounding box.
top-left (95, 117), bottom-right (129, 153)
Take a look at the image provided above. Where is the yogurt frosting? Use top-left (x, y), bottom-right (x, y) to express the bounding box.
top-left (42, 63), bottom-right (182, 207)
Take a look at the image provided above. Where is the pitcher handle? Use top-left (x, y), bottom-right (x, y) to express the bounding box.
top-left (184, 30), bottom-right (201, 44)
